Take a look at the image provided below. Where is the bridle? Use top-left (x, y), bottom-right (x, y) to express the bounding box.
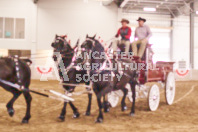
top-left (53, 37), bottom-right (67, 51)
top-left (80, 38), bottom-right (115, 76)
top-left (52, 37), bottom-right (81, 75)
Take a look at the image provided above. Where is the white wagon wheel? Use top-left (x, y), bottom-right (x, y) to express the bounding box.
top-left (165, 72), bottom-right (175, 105)
top-left (147, 84), bottom-right (160, 111)
top-left (107, 90), bottom-right (123, 107)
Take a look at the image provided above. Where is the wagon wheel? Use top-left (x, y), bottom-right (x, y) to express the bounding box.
top-left (147, 84), bottom-right (160, 111)
top-left (107, 90), bottom-right (123, 107)
top-left (165, 72), bottom-right (175, 105)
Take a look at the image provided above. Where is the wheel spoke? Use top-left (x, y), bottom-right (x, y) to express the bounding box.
top-left (165, 72), bottom-right (175, 105)
top-left (148, 85), bottom-right (160, 111)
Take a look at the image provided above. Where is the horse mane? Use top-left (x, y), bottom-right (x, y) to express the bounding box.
top-left (66, 42), bottom-right (73, 50)
top-left (0, 56), bottom-right (32, 66)
top-left (91, 39), bottom-right (105, 52)
top-left (0, 56), bottom-right (12, 61)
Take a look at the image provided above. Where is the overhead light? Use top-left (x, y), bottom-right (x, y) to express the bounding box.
top-left (156, 5), bottom-right (159, 8)
top-left (196, 11), bottom-right (198, 14)
top-left (143, 7), bottom-right (156, 12)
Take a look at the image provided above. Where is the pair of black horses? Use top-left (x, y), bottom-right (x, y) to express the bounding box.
top-left (0, 34), bottom-right (137, 123)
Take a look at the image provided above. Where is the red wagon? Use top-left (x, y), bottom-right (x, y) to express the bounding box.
top-left (107, 44), bottom-right (176, 111)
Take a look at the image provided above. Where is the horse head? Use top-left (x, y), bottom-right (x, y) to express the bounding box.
top-left (51, 34), bottom-right (74, 61)
top-left (81, 34), bottom-right (97, 52)
top-left (51, 34), bottom-right (67, 52)
top-left (78, 34), bottom-right (105, 69)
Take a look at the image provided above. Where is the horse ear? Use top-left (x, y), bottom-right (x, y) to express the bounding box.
top-left (55, 34), bottom-right (58, 38)
top-left (86, 34), bottom-right (88, 38)
top-left (74, 39), bottom-right (80, 49)
top-left (64, 35), bottom-right (67, 38)
top-left (108, 42), bottom-right (113, 48)
top-left (93, 34), bottom-right (96, 39)
top-left (51, 43), bottom-right (55, 47)
top-left (61, 35), bottom-right (67, 39)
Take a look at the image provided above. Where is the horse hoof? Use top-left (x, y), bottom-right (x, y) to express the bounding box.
top-left (129, 112), bottom-right (135, 117)
top-left (21, 119), bottom-right (29, 124)
top-left (95, 118), bottom-right (103, 123)
top-left (7, 108), bottom-right (15, 117)
top-left (84, 111), bottom-right (90, 116)
top-left (73, 112), bottom-right (80, 118)
top-left (122, 106), bottom-right (128, 111)
top-left (58, 115), bottom-right (65, 121)
top-left (104, 101), bottom-right (110, 113)
top-left (104, 108), bottom-right (110, 113)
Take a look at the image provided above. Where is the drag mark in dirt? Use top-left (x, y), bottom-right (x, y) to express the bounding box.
top-left (173, 85), bottom-right (197, 104)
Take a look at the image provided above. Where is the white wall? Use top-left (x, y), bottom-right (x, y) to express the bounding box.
top-left (0, 0), bottom-right (118, 79)
top-left (0, 0), bottom-right (36, 50)
top-left (0, 0), bottom-right (118, 50)
top-left (33, 0), bottom-right (118, 79)
top-left (173, 16), bottom-right (198, 69)
top-left (37, 0), bottom-right (118, 49)
top-left (172, 16), bottom-right (190, 68)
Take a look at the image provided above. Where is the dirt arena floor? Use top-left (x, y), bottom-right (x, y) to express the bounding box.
top-left (0, 80), bottom-right (198, 132)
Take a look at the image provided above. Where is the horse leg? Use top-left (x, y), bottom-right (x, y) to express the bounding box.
top-left (121, 88), bottom-right (128, 111)
top-left (84, 81), bottom-right (92, 116)
top-left (129, 81), bottom-right (136, 116)
top-left (95, 94), bottom-right (103, 123)
top-left (69, 102), bottom-right (80, 118)
top-left (21, 91), bottom-right (32, 123)
top-left (103, 95), bottom-right (110, 113)
top-left (85, 93), bottom-right (92, 116)
top-left (6, 90), bottom-right (21, 117)
top-left (58, 102), bottom-right (67, 121)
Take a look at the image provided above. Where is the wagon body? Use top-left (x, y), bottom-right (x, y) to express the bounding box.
top-left (107, 44), bottom-right (176, 111)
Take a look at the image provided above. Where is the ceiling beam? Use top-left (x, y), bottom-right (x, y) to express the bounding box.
top-left (128, 0), bottom-right (186, 5)
top-left (120, 0), bottom-right (130, 8)
top-left (102, 0), bottom-right (113, 6)
top-left (123, 10), bottom-right (171, 15)
top-left (166, 5), bottom-right (176, 17)
top-left (184, 1), bottom-right (193, 12)
top-left (34, 0), bottom-right (39, 4)
top-left (123, 0), bottom-right (194, 16)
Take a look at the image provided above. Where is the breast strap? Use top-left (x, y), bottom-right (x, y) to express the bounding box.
top-left (13, 55), bottom-right (23, 88)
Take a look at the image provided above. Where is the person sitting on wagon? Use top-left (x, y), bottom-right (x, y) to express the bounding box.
top-left (132, 17), bottom-right (152, 60)
top-left (115, 18), bottom-right (132, 54)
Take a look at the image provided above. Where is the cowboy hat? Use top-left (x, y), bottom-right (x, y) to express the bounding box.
top-left (137, 17), bottom-right (146, 22)
top-left (121, 18), bottom-right (129, 24)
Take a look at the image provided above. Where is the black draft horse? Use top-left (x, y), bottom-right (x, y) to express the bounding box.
top-left (0, 57), bottom-right (32, 123)
top-left (80, 35), bottom-right (137, 123)
top-left (51, 35), bottom-right (92, 121)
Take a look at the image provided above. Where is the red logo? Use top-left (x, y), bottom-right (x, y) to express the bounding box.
top-left (175, 69), bottom-right (189, 76)
top-left (36, 66), bottom-right (53, 74)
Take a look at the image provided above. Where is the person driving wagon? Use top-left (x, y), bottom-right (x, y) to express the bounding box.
top-left (115, 18), bottom-right (131, 54)
top-left (132, 17), bottom-right (152, 60)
